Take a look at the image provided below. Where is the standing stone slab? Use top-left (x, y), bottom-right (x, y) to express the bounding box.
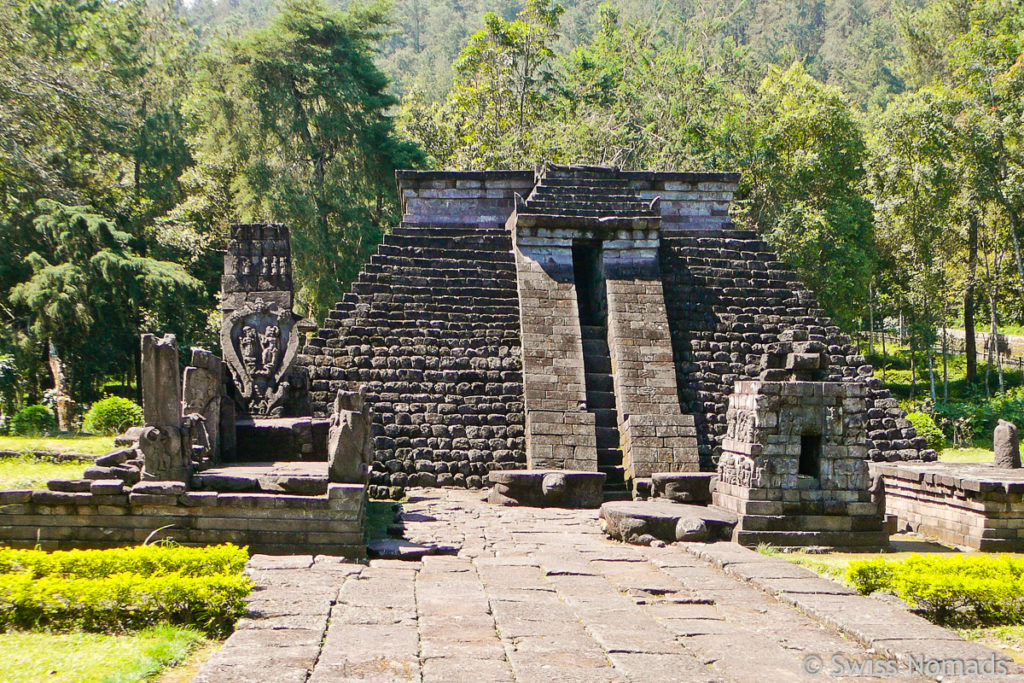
top-left (994, 419), bottom-right (1021, 469)
top-left (183, 348), bottom-right (224, 464)
top-left (141, 333), bottom-right (181, 428)
top-left (327, 387), bottom-right (373, 484)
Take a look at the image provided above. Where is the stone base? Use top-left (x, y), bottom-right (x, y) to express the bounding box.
top-left (234, 417), bottom-right (329, 462)
top-left (651, 472), bottom-right (714, 505)
top-left (487, 470), bottom-right (605, 508)
top-left (874, 461), bottom-right (1024, 551)
top-left (600, 500), bottom-right (738, 545)
top-left (192, 462), bottom-right (328, 495)
top-left (714, 480), bottom-right (887, 550)
top-left (0, 482), bottom-right (365, 556)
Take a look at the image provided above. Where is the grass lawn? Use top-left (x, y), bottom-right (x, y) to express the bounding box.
top-left (0, 454), bottom-right (87, 489)
top-left (775, 538), bottom-right (1024, 661)
top-left (0, 434), bottom-right (114, 456)
top-left (940, 446), bottom-right (995, 463)
top-left (0, 626), bottom-right (211, 683)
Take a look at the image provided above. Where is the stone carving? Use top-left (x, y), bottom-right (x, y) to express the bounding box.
top-left (994, 419), bottom-right (1021, 469)
top-left (327, 387), bottom-right (373, 484)
top-left (140, 334), bottom-right (192, 481)
top-left (182, 349), bottom-right (223, 464)
top-left (222, 297), bottom-right (308, 417)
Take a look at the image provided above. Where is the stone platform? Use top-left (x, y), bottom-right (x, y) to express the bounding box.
top-left (0, 477), bottom-right (365, 556)
top-left (234, 417), bottom-right (330, 462)
top-left (195, 489), bottom-right (1017, 682)
top-left (600, 500), bottom-right (738, 544)
top-left (874, 460), bottom-right (1024, 551)
top-left (650, 472), bottom-right (715, 504)
top-left (193, 461), bottom-right (328, 495)
top-left (487, 469), bottom-right (605, 508)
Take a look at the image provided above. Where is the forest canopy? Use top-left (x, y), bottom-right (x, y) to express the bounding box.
top-left (1, 0), bottom-right (1022, 419)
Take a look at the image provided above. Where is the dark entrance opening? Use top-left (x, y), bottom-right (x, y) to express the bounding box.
top-left (572, 242), bottom-right (607, 327)
top-left (799, 434), bottom-right (822, 478)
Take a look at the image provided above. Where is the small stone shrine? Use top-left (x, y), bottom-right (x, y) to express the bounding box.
top-left (711, 329), bottom-right (887, 549)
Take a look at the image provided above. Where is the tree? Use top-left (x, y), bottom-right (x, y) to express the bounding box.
top-left (736, 63), bottom-right (875, 327)
top-left (180, 0), bottom-right (424, 317)
top-left (10, 200), bottom-right (202, 420)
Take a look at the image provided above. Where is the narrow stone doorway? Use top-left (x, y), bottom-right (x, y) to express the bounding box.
top-left (572, 241), bottom-right (625, 493)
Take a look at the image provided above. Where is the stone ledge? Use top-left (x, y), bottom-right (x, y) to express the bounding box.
top-left (487, 470), bottom-right (605, 508)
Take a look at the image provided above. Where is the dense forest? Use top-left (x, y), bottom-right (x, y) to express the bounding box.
top-left (1, 0), bottom-right (1022, 423)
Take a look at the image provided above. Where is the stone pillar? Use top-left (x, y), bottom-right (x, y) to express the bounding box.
top-left (327, 387), bottom-right (373, 483)
top-left (994, 419), bottom-right (1021, 469)
top-left (512, 230), bottom-right (597, 471)
top-left (603, 242), bottom-right (698, 478)
top-left (139, 334), bottom-right (191, 482)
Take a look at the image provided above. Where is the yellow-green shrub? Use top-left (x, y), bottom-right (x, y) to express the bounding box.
top-left (847, 555), bottom-right (1024, 626)
top-left (0, 572), bottom-right (250, 636)
top-left (0, 544), bottom-right (248, 579)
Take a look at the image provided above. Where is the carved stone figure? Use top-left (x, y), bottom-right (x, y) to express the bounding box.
top-left (239, 326), bottom-right (260, 375)
top-left (327, 387), bottom-right (373, 483)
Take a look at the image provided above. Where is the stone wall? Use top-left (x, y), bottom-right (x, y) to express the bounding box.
top-left (513, 232), bottom-right (597, 471)
top-left (873, 461), bottom-right (1024, 551)
top-left (396, 170), bottom-right (534, 228)
top-left (621, 172), bottom-right (738, 232)
top-left (0, 484), bottom-right (365, 556)
top-left (660, 229), bottom-right (932, 470)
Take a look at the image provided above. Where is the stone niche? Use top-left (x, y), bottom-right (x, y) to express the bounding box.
top-left (713, 377), bottom-right (887, 549)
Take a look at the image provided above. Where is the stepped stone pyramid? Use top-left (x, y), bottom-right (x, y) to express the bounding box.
top-left (299, 163), bottom-right (935, 496)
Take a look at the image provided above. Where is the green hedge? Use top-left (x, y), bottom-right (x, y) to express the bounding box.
top-left (847, 555), bottom-right (1024, 626)
top-left (0, 544), bottom-right (249, 579)
top-left (0, 572), bottom-right (250, 636)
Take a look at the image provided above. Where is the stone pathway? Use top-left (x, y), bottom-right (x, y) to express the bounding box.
top-left (195, 490), bottom-right (1021, 682)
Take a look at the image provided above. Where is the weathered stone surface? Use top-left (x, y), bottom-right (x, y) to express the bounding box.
top-left (182, 348), bottom-right (223, 463)
top-left (141, 333), bottom-right (182, 427)
top-left (600, 500), bottom-right (737, 545)
top-left (488, 470), bottom-right (605, 508)
top-left (651, 472), bottom-right (714, 504)
top-left (327, 387), bottom-right (372, 484)
top-left (994, 418), bottom-right (1020, 469)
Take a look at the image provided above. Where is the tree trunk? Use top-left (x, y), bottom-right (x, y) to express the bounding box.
top-left (881, 328), bottom-right (887, 382)
top-left (47, 341), bottom-right (70, 432)
top-left (1006, 208), bottom-right (1024, 324)
top-left (965, 214), bottom-right (979, 384)
top-left (942, 318), bottom-right (948, 403)
top-left (867, 281), bottom-right (875, 358)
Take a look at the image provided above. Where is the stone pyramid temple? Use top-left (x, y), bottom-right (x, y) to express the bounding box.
top-left (299, 163), bottom-right (934, 498)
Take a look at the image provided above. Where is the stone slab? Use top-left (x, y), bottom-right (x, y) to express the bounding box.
top-left (600, 500), bottom-right (737, 544)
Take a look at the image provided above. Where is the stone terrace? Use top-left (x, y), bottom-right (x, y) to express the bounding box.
top-left (195, 489), bottom-right (1014, 682)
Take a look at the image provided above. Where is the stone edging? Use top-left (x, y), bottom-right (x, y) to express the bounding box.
top-left (0, 449), bottom-right (98, 462)
top-left (685, 542), bottom-right (1020, 672)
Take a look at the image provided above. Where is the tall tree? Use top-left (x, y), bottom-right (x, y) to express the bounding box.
top-left (179, 0), bottom-right (424, 317)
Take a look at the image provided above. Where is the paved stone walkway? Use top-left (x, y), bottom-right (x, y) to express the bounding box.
top-left (195, 490), bottom-right (1021, 682)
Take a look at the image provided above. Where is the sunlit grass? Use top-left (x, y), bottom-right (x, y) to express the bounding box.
top-left (940, 447), bottom-right (994, 463)
top-left (0, 454), bottom-right (86, 490)
top-left (0, 434), bottom-right (114, 456)
top-left (0, 626), bottom-right (210, 683)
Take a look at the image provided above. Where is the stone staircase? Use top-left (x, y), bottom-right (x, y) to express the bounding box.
top-left (301, 223), bottom-right (527, 495)
top-left (519, 163), bottom-right (660, 226)
top-left (580, 324), bottom-right (627, 494)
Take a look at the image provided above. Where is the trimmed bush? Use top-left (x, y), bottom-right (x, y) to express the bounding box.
top-left (10, 405), bottom-right (56, 436)
top-left (0, 572), bottom-right (251, 636)
top-left (906, 411), bottom-right (945, 450)
top-left (0, 544), bottom-right (249, 579)
top-left (82, 396), bottom-right (144, 436)
top-left (847, 555), bottom-right (1024, 626)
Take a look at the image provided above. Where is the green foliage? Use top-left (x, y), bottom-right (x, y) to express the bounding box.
top-left (0, 544), bottom-right (249, 579)
top-left (0, 572), bottom-right (250, 637)
top-left (0, 544), bottom-right (251, 637)
top-left (82, 397), bottom-right (144, 436)
top-left (932, 389), bottom-right (1024, 444)
top-left (847, 555), bottom-right (1024, 626)
top-left (905, 411), bottom-right (945, 450)
top-left (10, 405), bottom-right (56, 436)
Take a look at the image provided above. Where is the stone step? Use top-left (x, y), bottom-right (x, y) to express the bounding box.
top-left (580, 325), bottom-right (606, 340)
top-left (525, 199), bottom-right (652, 213)
top-left (584, 354), bottom-right (611, 374)
top-left (585, 373), bottom-right (614, 393)
top-left (731, 529), bottom-right (890, 550)
top-left (582, 339), bottom-right (609, 355)
top-left (597, 447), bottom-right (623, 467)
top-left (586, 390), bottom-right (617, 410)
top-left (595, 427), bottom-right (620, 449)
top-left (537, 177), bottom-right (631, 189)
top-left (521, 206), bottom-right (653, 218)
